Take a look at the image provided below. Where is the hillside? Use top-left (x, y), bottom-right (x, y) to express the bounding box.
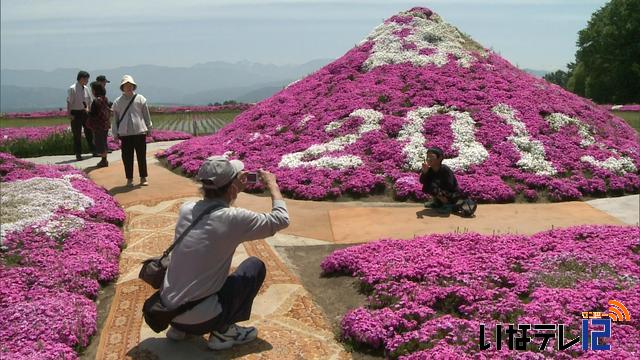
top-left (160, 7), bottom-right (640, 202)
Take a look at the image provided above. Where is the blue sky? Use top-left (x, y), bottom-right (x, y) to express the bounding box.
top-left (1, 0), bottom-right (609, 71)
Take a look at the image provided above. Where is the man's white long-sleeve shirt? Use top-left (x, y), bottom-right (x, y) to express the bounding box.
top-left (161, 198), bottom-right (290, 324)
top-left (67, 82), bottom-right (92, 111)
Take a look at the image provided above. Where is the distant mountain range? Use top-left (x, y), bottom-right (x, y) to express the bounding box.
top-left (0, 60), bottom-right (331, 112)
top-left (0, 61), bottom-right (549, 112)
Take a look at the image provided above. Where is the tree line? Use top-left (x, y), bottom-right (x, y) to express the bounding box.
top-left (543, 0), bottom-right (639, 104)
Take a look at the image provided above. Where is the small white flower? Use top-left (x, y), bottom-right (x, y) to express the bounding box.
top-left (279, 109), bottom-right (383, 169)
top-left (545, 113), bottom-right (595, 147)
top-left (399, 105), bottom-right (487, 172)
top-left (362, 12), bottom-right (477, 72)
top-left (1, 177), bottom-right (93, 243)
top-left (493, 104), bottom-right (556, 176)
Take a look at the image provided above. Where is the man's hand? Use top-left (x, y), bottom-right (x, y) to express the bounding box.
top-left (258, 170), bottom-right (277, 187)
top-left (258, 170), bottom-right (283, 201)
top-left (421, 162), bottom-right (430, 172)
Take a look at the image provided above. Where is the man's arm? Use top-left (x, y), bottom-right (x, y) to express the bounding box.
top-left (67, 87), bottom-right (73, 118)
top-left (234, 171), bottom-right (289, 241)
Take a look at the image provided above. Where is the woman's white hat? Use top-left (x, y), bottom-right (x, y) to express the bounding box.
top-left (120, 74), bottom-right (137, 91)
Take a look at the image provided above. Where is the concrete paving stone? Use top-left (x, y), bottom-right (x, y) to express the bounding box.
top-left (587, 194), bottom-right (639, 225)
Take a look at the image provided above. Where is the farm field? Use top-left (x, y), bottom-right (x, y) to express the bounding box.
top-left (0, 110), bottom-right (242, 135)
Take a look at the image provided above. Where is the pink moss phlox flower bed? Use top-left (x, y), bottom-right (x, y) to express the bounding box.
top-left (1, 104), bottom-right (252, 119)
top-left (0, 126), bottom-right (191, 150)
top-left (321, 225), bottom-right (640, 359)
top-left (159, 7), bottom-right (640, 202)
top-left (1, 110), bottom-right (68, 119)
top-left (0, 125), bottom-right (70, 145)
top-left (0, 152), bottom-right (125, 359)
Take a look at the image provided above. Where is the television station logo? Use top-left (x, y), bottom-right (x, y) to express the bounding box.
top-left (479, 300), bottom-right (631, 352)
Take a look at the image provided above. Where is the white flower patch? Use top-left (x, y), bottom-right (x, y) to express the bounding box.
top-left (0, 177), bottom-right (93, 243)
top-left (545, 112), bottom-right (637, 174)
top-left (249, 132), bottom-right (263, 142)
top-left (38, 215), bottom-right (85, 241)
top-left (361, 11), bottom-right (476, 71)
top-left (279, 109), bottom-right (383, 169)
top-left (545, 113), bottom-right (595, 147)
top-left (325, 118), bottom-right (348, 132)
top-left (298, 114), bottom-right (315, 128)
top-left (492, 104), bottom-right (557, 176)
top-left (399, 106), bottom-right (488, 172)
top-left (581, 155), bottom-right (637, 174)
top-left (399, 106), bottom-right (441, 171)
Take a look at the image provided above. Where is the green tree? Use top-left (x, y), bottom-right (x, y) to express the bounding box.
top-left (567, 0), bottom-right (640, 103)
top-left (543, 69), bottom-right (570, 88)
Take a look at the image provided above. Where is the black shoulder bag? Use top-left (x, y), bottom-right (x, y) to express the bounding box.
top-left (138, 202), bottom-right (225, 289)
top-left (115, 94), bottom-right (137, 136)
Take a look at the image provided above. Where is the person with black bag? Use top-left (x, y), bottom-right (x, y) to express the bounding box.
top-left (144, 156), bottom-right (289, 351)
top-left (111, 74), bottom-right (152, 187)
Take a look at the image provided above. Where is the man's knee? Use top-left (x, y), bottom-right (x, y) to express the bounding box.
top-left (243, 257), bottom-right (266, 282)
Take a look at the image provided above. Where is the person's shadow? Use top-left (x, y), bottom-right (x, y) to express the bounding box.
top-left (416, 208), bottom-right (451, 218)
top-left (127, 336), bottom-right (273, 359)
top-left (109, 184), bottom-right (140, 195)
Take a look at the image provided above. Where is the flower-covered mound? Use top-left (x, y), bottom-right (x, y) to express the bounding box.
top-left (160, 7), bottom-right (640, 202)
top-left (0, 153), bottom-right (125, 359)
top-left (321, 225), bottom-right (640, 359)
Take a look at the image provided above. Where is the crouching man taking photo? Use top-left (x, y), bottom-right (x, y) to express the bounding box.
top-left (160, 156), bottom-right (289, 350)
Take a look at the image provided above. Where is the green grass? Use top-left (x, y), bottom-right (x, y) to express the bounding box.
top-left (0, 131), bottom-right (94, 158)
top-left (0, 116), bottom-right (69, 128)
top-left (612, 110), bottom-right (640, 132)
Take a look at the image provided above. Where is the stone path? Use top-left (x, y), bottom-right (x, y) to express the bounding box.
top-left (26, 143), bottom-right (638, 359)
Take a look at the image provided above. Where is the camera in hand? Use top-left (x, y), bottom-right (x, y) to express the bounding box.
top-left (246, 172), bottom-right (258, 184)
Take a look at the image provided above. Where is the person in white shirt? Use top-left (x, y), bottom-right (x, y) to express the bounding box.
top-left (111, 75), bottom-right (152, 187)
top-left (67, 71), bottom-right (96, 161)
top-left (161, 156), bottom-right (290, 351)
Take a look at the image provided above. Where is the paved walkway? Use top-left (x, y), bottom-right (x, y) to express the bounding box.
top-left (26, 143), bottom-right (638, 359)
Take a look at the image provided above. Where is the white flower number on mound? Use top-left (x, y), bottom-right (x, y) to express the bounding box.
top-left (279, 109), bottom-right (383, 169)
top-left (545, 113), bottom-right (595, 147)
top-left (493, 104), bottom-right (557, 176)
top-left (580, 155), bottom-right (637, 175)
top-left (361, 11), bottom-right (476, 71)
top-left (544, 113), bottom-right (637, 174)
top-left (399, 105), bottom-right (488, 172)
top-left (0, 176), bottom-right (93, 243)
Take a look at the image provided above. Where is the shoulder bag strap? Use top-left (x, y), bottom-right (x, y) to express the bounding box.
top-left (115, 94), bottom-right (138, 134)
top-left (159, 202), bottom-right (225, 261)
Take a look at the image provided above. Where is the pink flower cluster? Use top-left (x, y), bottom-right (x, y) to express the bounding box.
top-left (0, 104), bottom-right (252, 120)
top-left (149, 104), bottom-right (253, 113)
top-left (1, 110), bottom-right (68, 119)
top-left (321, 225), bottom-right (640, 359)
top-left (0, 153), bottom-right (125, 359)
top-left (159, 7), bottom-right (639, 202)
top-left (0, 126), bottom-right (191, 151)
top-left (0, 125), bottom-right (70, 145)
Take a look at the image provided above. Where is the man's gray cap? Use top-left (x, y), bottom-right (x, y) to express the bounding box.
top-left (197, 156), bottom-right (244, 189)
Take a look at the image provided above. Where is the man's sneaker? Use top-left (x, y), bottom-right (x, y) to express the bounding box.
top-left (126, 179), bottom-right (134, 188)
top-left (140, 177), bottom-right (149, 186)
top-left (166, 326), bottom-right (187, 341)
top-left (75, 154), bottom-right (83, 161)
top-left (208, 324), bottom-right (257, 350)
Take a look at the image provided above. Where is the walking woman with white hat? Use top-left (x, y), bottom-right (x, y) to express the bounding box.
top-left (111, 75), bottom-right (153, 187)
